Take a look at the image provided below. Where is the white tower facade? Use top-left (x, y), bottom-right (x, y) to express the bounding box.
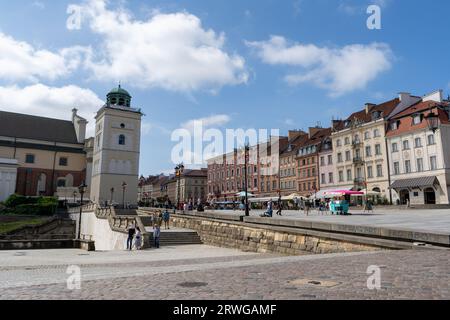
top-left (90, 86), bottom-right (143, 206)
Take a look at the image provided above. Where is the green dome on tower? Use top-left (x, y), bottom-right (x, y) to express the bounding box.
top-left (107, 84), bottom-right (132, 107)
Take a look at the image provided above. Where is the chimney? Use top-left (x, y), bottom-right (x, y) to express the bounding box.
top-left (72, 108), bottom-right (78, 123)
top-left (365, 103), bottom-right (376, 114)
top-left (422, 89), bottom-right (443, 103)
top-left (72, 108), bottom-right (87, 143)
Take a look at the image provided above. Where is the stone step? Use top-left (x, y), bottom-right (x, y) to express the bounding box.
top-left (159, 239), bottom-right (203, 244)
top-left (159, 243), bottom-right (202, 246)
top-left (152, 230), bottom-right (203, 246)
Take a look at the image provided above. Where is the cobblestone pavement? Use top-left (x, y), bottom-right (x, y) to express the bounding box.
top-left (207, 209), bottom-right (450, 234)
top-left (0, 246), bottom-right (449, 300)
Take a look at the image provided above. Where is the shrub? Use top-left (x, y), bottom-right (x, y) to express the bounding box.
top-left (14, 203), bottom-right (57, 216)
top-left (36, 196), bottom-right (58, 205)
top-left (4, 194), bottom-right (32, 207)
top-left (2, 195), bottom-right (58, 216)
top-left (4, 194), bottom-right (58, 208)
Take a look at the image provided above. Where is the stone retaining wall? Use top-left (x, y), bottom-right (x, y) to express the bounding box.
top-left (170, 215), bottom-right (383, 255)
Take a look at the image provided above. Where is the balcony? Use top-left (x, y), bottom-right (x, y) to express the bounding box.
top-left (354, 177), bottom-right (365, 185)
top-left (352, 140), bottom-right (362, 148)
top-left (353, 157), bottom-right (365, 165)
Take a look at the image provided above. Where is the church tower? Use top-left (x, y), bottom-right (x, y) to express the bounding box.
top-left (90, 85), bottom-right (143, 206)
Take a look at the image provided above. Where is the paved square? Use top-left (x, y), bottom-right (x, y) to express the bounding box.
top-left (1, 246), bottom-right (449, 300)
top-left (208, 208), bottom-right (450, 234)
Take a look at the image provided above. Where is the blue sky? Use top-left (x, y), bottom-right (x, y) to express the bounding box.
top-left (0, 0), bottom-right (449, 176)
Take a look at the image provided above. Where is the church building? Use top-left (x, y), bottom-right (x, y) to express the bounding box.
top-left (0, 86), bottom-right (142, 205)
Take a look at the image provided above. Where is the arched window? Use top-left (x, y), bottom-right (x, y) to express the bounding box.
top-left (65, 174), bottom-right (74, 187)
top-left (119, 98), bottom-right (125, 106)
top-left (37, 173), bottom-right (47, 195)
top-left (57, 178), bottom-right (66, 188)
top-left (119, 134), bottom-right (126, 145)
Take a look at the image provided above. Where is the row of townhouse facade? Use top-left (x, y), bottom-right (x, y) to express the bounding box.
top-left (206, 136), bottom-right (289, 201)
top-left (138, 168), bottom-right (208, 205)
top-left (205, 90), bottom-right (450, 205)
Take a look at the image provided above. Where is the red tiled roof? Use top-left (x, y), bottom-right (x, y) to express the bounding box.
top-left (346, 98), bottom-right (400, 124)
top-left (390, 100), bottom-right (447, 119)
top-left (183, 169), bottom-right (208, 177)
top-left (386, 101), bottom-right (450, 137)
top-left (281, 133), bottom-right (309, 156)
top-left (296, 127), bottom-right (332, 156)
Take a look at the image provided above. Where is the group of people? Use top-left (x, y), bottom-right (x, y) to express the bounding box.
top-left (181, 198), bottom-right (204, 212)
top-left (126, 208), bottom-right (172, 251)
top-left (126, 223), bottom-right (143, 251)
top-left (260, 197), bottom-right (284, 217)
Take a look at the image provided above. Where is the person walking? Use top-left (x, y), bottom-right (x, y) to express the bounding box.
top-left (305, 199), bottom-right (311, 216)
top-left (276, 196), bottom-right (283, 216)
top-left (134, 226), bottom-right (142, 250)
top-left (261, 200), bottom-right (273, 217)
top-left (153, 224), bottom-right (161, 249)
top-left (127, 222), bottom-right (136, 251)
top-left (163, 209), bottom-right (170, 230)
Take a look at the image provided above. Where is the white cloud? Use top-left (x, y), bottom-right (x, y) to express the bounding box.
top-left (247, 35), bottom-right (392, 96)
top-left (78, 0), bottom-right (248, 93)
top-left (0, 32), bottom-right (88, 83)
top-left (0, 84), bottom-right (103, 137)
top-left (181, 114), bottom-right (231, 131)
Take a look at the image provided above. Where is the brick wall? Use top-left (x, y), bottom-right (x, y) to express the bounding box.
top-left (16, 167), bottom-right (85, 196)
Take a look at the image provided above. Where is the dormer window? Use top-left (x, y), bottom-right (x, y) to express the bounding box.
top-left (371, 111), bottom-right (381, 120)
top-left (390, 121), bottom-right (399, 130)
top-left (412, 114), bottom-right (423, 125)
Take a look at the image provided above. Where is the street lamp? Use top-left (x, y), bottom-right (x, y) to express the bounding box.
top-left (77, 181), bottom-right (88, 240)
top-left (425, 111), bottom-right (439, 133)
top-left (242, 143), bottom-right (250, 217)
top-left (175, 163), bottom-right (184, 210)
top-left (122, 182), bottom-right (127, 209)
top-left (110, 187), bottom-right (115, 206)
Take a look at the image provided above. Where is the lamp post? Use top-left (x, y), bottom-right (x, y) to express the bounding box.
top-left (425, 110), bottom-right (439, 133)
top-left (77, 181), bottom-right (87, 240)
top-left (175, 164), bottom-right (184, 210)
top-left (243, 143), bottom-right (250, 217)
top-left (110, 187), bottom-right (115, 206)
top-left (122, 182), bottom-right (127, 209)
